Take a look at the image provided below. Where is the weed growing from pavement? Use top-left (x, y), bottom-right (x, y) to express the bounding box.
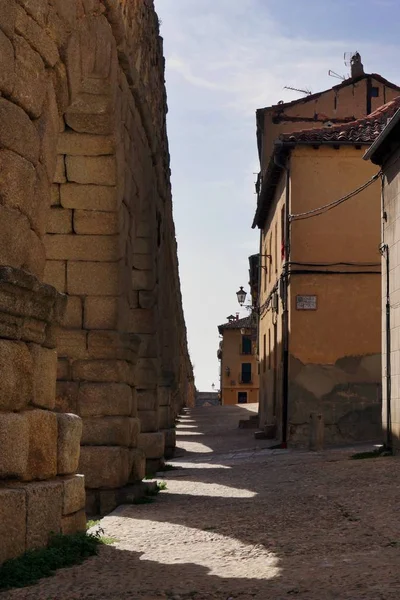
top-left (0, 530), bottom-right (109, 591)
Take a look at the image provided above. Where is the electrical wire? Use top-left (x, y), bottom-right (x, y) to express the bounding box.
top-left (289, 172), bottom-right (381, 222)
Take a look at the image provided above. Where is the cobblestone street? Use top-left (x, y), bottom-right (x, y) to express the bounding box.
top-left (5, 405), bottom-right (400, 599)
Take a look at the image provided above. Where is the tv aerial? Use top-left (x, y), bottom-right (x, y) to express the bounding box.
top-left (344, 51), bottom-right (357, 67)
top-left (284, 85), bottom-right (312, 96)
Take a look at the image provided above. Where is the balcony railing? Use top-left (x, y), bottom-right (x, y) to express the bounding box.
top-left (238, 374), bottom-right (253, 385)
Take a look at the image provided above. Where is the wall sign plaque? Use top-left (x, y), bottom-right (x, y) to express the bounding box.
top-left (296, 295), bottom-right (317, 310)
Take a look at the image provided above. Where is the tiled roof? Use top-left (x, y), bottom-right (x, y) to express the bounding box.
top-left (218, 315), bottom-right (255, 333)
top-left (280, 96), bottom-right (400, 145)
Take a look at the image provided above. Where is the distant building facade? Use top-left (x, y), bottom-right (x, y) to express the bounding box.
top-left (218, 315), bottom-right (259, 405)
top-left (364, 102), bottom-right (400, 453)
top-left (252, 59), bottom-right (400, 446)
top-left (195, 392), bottom-right (220, 407)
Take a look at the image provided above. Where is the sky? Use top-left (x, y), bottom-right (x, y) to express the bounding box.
top-left (154, 0), bottom-right (400, 391)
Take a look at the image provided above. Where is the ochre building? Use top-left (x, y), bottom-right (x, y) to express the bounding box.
top-left (252, 57), bottom-right (400, 446)
top-left (0, 0), bottom-right (194, 564)
top-left (218, 315), bottom-right (259, 406)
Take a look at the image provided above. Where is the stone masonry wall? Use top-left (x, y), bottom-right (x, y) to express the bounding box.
top-left (0, 0), bottom-right (194, 558)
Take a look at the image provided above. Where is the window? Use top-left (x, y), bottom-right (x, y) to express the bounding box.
top-left (275, 222), bottom-right (278, 273)
top-left (268, 329), bottom-right (271, 370)
top-left (241, 363), bottom-right (252, 384)
top-left (281, 205), bottom-right (285, 260)
top-left (263, 334), bottom-right (266, 373)
top-left (263, 236), bottom-right (267, 292)
top-left (241, 336), bottom-right (252, 355)
top-left (238, 392), bottom-right (248, 404)
top-left (371, 86), bottom-right (379, 98)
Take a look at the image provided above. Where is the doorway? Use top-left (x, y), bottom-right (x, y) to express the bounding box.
top-left (238, 392), bottom-right (248, 404)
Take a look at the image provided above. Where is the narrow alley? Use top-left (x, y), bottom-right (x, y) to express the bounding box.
top-left (5, 405), bottom-right (400, 600)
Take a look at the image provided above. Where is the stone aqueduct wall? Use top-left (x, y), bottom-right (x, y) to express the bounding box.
top-left (0, 0), bottom-right (195, 562)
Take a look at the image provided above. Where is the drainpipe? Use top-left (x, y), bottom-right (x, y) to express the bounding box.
top-left (274, 150), bottom-right (291, 448)
top-left (380, 175), bottom-right (392, 449)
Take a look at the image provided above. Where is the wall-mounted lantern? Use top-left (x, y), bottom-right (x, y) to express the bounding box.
top-left (236, 286), bottom-right (247, 306)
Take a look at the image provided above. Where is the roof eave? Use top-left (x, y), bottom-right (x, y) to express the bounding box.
top-left (363, 107), bottom-right (400, 164)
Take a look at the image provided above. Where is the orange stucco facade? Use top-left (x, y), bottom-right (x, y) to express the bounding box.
top-left (254, 69), bottom-right (399, 445)
top-left (218, 320), bottom-right (259, 406)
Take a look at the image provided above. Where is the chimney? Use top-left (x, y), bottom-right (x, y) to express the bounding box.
top-left (236, 313), bottom-right (239, 320)
top-left (351, 52), bottom-right (364, 79)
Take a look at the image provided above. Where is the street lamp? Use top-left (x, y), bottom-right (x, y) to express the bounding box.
top-left (236, 286), bottom-right (247, 306)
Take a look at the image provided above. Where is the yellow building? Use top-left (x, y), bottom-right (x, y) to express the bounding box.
top-left (218, 315), bottom-right (259, 406)
top-left (252, 58), bottom-right (400, 447)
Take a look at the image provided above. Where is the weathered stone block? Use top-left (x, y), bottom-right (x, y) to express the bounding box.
top-left (132, 269), bottom-right (155, 291)
top-left (47, 207), bottom-right (73, 234)
top-left (99, 490), bottom-right (117, 516)
top-left (57, 358), bottom-right (70, 381)
top-left (72, 359), bottom-right (134, 385)
top-left (159, 406), bottom-right (172, 430)
top-left (17, 0), bottom-right (49, 27)
top-left (79, 446), bottom-right (131, 489)
top-left (36, 79), bottom-right (59, 182)
top-left (45, 234), bottom-right (119, 261)
top-left (0, 412), bottom-right (29, 477)
top-left (58, 132), bottom-right (115, 156)
top-left (61, 296), bottom-right (82, 329)
top-left (139, 410), bottom-right (159, 433)
top-left (0, 29), bottom-right (15, 97)
top-left (158, 386), bottom-right (172, 407)
top-left (138, 432), bottom-right (165, 460)
top-left (11, 34), bottom-right (46, 118)
top-left (127, 309), bottom-right (155, 334)
top-left (30, 344), bottom-right (57, 409)
top-left (0, 150), bottom-right (39, 233)
top-left (65, 94), bottom-right (114, 135)
top-left (0, 488), bottom-right (26, 564)
top-left (164, 427), bottom-right (176, 450)
top-left (15, 4), bottom-right (59, 67)
top-left (24, 228), bottom-right (46, 280)
top-left (61, 509), bottom-right (86, 535)
top-left (26, 481), bottom-right (63, 550)
top-left (65, 156), bottom-right (116, 186)
top-left (84, 296), bottom-right (118, 329)
top-left (139, 290), bottom-right (156, 309)
top-left (0, 206), bottom-right (30, 273)
top-left (0, 0), bottom-right (17, 38)
top-left (24, 409), bottom-right (57, 481)
top-left (134, 358), bottom-right (158, 388)
top-left (44, 260), bottom-right (66, 292)
top-left (55, 381), bottom-right (79, 414)
top-left (137, 389), bottom-right (158, 412)
top-left (87, 330), bottom-right (140, 361)
top-left (129, 418), bottom-right (140, 448)
top-left (82, 416), bottom-right (132, 446)
top-left (60, 184), bottom-right (117, 211)
top-left (53, 155), bottom-right (66, 183)
top-left (51, 184), bottom-right (60, 206)
top-left (0, 340), bottom-right (33, 411)
top-left (57, 413), bottom-right (82, 475)
top-left (0, 98), bottom-right (39, 164)
top-left (129, 448), bottom-right (146, 482)
top-left (56, 329), bottom-right (88, 359)
top-left (78, 382), bottom-right (132, 417)
top-left (67, 261), bottom-right (119, 296)
top-left (74, 210), bottom-right (119, 235)
top-left (62, 474), bottom-right (85, 515)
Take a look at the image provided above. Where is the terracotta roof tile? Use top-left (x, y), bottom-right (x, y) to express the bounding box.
top-left (218, 315), bottom-right (255, 333)
top-left (280, 96), bottom-right (400, 145)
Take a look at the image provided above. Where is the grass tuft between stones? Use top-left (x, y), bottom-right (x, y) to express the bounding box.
top-left (351, 447), bottom-right (392, 460)
top-left (0, 530), bottom-right (107, 591)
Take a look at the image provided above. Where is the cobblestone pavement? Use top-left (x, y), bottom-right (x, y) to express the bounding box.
top-left (5, 405), bottom-right (400, 599)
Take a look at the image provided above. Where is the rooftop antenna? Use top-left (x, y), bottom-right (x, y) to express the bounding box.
top-left (284, 85), bottom-right (312, 96)
top-left (344, 51), bottom-right (357, 67)
top-left (328, 70), bottom-right (346, 81)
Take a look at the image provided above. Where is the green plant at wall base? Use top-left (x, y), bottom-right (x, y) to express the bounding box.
top-left (157, 481), bottom-right (168, 491)
top-left (0, 531), bottom-right (105, 591)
